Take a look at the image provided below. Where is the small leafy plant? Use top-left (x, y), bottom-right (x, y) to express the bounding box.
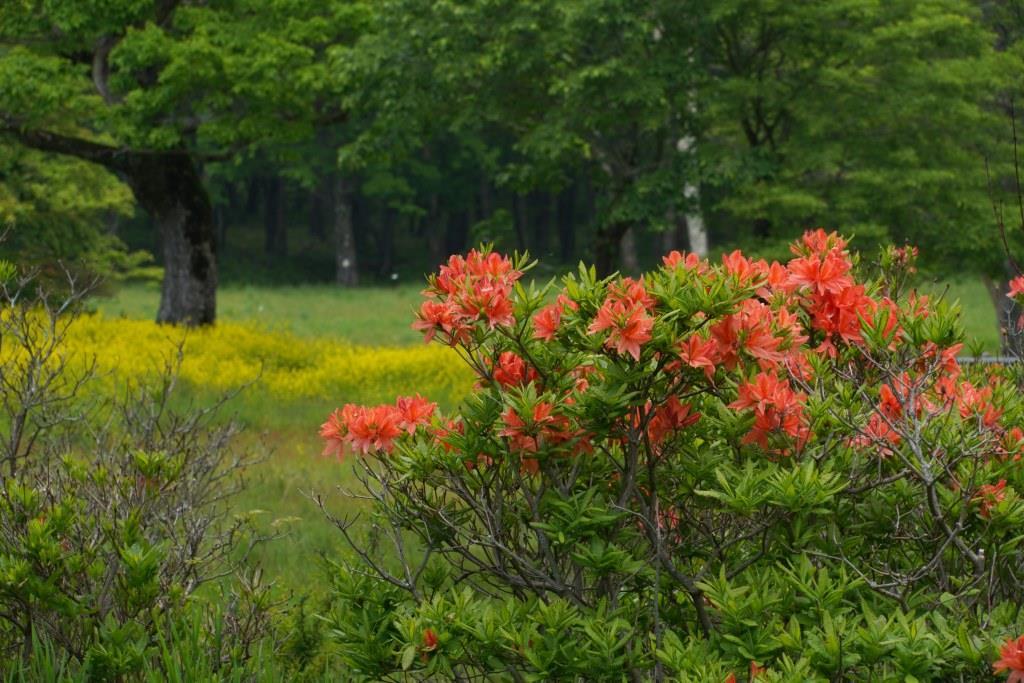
top-left (0, 269), bottom-right (278, 680)
top-left (319, 233), bottom-right (1024, 681)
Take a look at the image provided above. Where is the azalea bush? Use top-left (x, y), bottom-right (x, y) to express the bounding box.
top-left (318, 234), bottom-right (1024, 681)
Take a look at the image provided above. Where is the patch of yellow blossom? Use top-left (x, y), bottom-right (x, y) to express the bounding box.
top-left (60, 314), bottom-right (474, 405)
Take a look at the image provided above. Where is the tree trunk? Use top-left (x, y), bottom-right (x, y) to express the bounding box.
top-left (7, 130), bottom-right (217, 325)
top-left (127, 154), bottom-right (217, 326)
top-left (557, 185), bottom-right (576, 263)
top-left (264, 175), bottom-right (286, 257)
top-left (332, 176), bottom-right (358, 287)
top-left (983, 265), bottom-right (1024, 356)
top-left (662, 207), bottom-right (688, 255)
top-left (479, 178), bottom-right (494, 221)
top-left (594, 222), bottom-right (630, 277)
top-left (309, 179), bottom-right (328, 240)
top-left (620, 227), bottom-right (640, 274)
top-left (446, 210), bottom-right (470, 256)
top-left (531, 192), bottom-right (550, 258)
top-left (374, 206), bottom-right (396, 278)
top-left (683, 185), bottom-right (708, 257)
top-left (752, 217), bottom-right (771, 239)
top-left (512, 194), bottom-right (529, 252)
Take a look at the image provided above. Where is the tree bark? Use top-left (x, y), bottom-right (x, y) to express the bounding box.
top-left (127, 154), bottom-right (218, 326)
top-left (594, 222), bottom-right (630, 277)
top-left (983, 264), bottom-right (1024, 355)
top-left (264, 175), bottom-right (286, 257)
top-left (8, 129), bottom-right (217, 325)
top-left (684, 198), bottom-right (708, 258)
top-left (620, 227), bottom-right (640, 274)
top-left (557, 185), bottom-right (576, 263)
top-left (332, 176), bottom-right (358, 287)
top-left (531, 192), bottom-right (550, 257)
top-left (512, 194), bottom-right (529, 252)
top-left (309, 179), bottom-right (328, 240)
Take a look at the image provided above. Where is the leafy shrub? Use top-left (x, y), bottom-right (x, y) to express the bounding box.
top-left (0, 270), bottom-right (280, 679)
top-left (317, 235), bottom-right (1024, 681)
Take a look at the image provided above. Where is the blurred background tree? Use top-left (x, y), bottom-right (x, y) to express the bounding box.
top-left (2, 0), bottom-right (1023, 339)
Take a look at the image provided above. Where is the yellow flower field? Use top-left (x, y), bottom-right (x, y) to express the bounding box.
top-left (62, 314), bottom-right (474, 408)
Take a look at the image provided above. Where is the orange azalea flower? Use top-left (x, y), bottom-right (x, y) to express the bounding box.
top-left (957, 381), bottom-right (1002, 428)
top-left (974, 480), bottom-right (1007, 519)
top-left (730, 372), bottom-right (792, 413)
top-left (459, 282), bottom-right (515, 328)
top-left (412, 299), bottom-right (468, 344)
top-left (1003, 427), bottom-right (1024, 461)
top-left (757, 261), bottom-right (791, 298)
top-left (319, 409), bottom-right (347, 458)
top-left (319, 404), bottom-right (362, 458)
top-left (852, 413), bottom-right (902, 458)
top-left (427, 249), bottom-right (521, 332)
top-left (394, 394), bottom-right (436, 434)
top-left (787, 252), bottom-right (854, 296)
top-left (722, 249), bottom-right (768, 284)
top-left (609, 277), bottom-right (656, 312)
top-left (320, 404), bottom-right (405, 456)
top-left (499, 402), bottom-right (574, 454)
top-left (662, 249), bottom-right (705, 272)
top-left (793, 228), bottom-right (847, 256)
top-left (709, 313), bottom-right (742, 370)
top-left (588, 299), bottom-right (654, 361)
top-left (647, 396), bottom-right (701, 446)
top-left (533, 303), bottom-right (562, 341)
top-left (678, 334), bottom-right (718, 380)
top-left (346, 405), bottom-right (403, 454)
top-left (421, 628), bottom-right (439, 653)
top-left (878, 384), bottom-right (901, 419)
top-left (808, 285), bottom-right (872, 349)
top-left (491, 351), bottom-right (537, 387)
top-left (1008, 275), bottom-right (1024, 300)
top-left (709, 299), bottom-right (789, 371)
top-left (750, 661), bottom-right (765, 680)
top-left (994, 634), bottom-right (1024, 682)
top-left (730, 372), bottom-right (808, 449)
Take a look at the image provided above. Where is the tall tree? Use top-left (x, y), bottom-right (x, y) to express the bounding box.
top-left (0, 1), bottom-right (351, 324)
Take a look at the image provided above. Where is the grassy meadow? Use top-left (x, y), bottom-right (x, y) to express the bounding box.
top-left (86, 284), bottom-right (474, 591)
top-left (83, 275), bottom-right (1001, 592)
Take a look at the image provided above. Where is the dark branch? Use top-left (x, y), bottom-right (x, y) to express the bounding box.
top-left (1, 123), bottom-right (132, 171)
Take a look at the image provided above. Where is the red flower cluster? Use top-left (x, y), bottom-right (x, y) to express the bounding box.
top-left (1010, 275), bottom-right (1024, 300)
top-left (320, 394), bottom-right (436, 457)
top-left (662, 249), bottom-right (706, 273)
top-left (413, 249), bottom-right (522, 343)
top-left (588, 278), bottom-right (656, 361)
top-left (709, 299), bottom-right (796, 371)
top-left (499, 402), bottom-right (576, 455)
top-left (1009, 275), bottom-right (1024, 331)
top-left (729, 371), bottom-right (808, 450)
top-left (974, 480), bottom-right (1007, 519)
top-left (490, 351), bottom-right (539, 387)
top-left (533, 294), bottom-right (579, 342)
top-left (994, 635), bottom-right (1024, 683)
top-left (646, 396), bottom-right (701, 447)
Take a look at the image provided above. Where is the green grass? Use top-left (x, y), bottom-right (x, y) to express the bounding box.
top-left (231, 431), bottom-right (367, 590)
top-left (96, 282), bottom-right (427, 345)
top-left (921, 276), bottom-right (1000, 354)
